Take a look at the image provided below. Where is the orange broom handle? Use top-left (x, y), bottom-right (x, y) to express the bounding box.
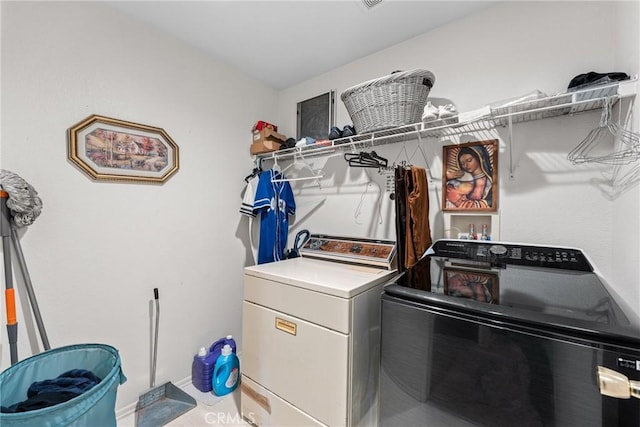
top-left (2, 188), bottom-right (20, 364)
top-left (5, 288), bottom-right (17, 325)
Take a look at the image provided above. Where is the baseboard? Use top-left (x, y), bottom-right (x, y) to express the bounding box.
top-left (115, 400), bottom-right (137, 420)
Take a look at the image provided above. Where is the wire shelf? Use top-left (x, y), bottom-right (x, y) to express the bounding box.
top-left (256, 79), bottom-right (637, 163)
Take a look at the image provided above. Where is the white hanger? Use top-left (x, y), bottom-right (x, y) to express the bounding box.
top-left (568, 97), bottom-right (640, 165)
top-left (271, 149), bottom-right (324, 184)
top-left (413, 132), bottom-right (435, 185)
top-left (272, 156), bottom-right (281, 172)
top-left (354, 171), bottom-right (383, 225)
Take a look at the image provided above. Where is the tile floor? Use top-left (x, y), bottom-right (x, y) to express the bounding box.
top-left (117, 385), bottom-right (249, 427)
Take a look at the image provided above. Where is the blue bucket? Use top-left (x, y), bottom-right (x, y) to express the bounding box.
top-left (0, 343), bottom-right (126, 427)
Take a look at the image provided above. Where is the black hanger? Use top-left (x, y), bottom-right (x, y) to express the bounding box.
top-left (368, 151), bottom-right (388, 167)
top-left (344, 151), bottom-right (388, 168)
top-left (346, 152), bottom-right (383, 167)
top-left (244, 165), bottom-right (262, 182)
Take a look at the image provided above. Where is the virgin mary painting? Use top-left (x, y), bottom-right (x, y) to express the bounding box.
top-left (443, 140), bottom-right (498, 211)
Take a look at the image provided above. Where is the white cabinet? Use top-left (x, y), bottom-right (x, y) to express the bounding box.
top-left (240, 257), bottom-right (396, 427)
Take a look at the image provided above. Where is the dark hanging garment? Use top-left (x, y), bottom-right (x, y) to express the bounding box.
top-left (394, 166), bottom-right (407, 273)
top-left (406, 166), bottom-right (432, 267)
top-left (394, 165), bottom-right (432, 274)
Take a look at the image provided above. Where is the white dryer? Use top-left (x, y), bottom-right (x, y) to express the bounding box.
top-left (241, 235), bottom-right (397, 427)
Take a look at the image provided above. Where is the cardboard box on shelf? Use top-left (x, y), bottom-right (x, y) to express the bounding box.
top-left (252, 128), bottom-right (286, 144)
top-left (250, 129), bottom-right (287, 155)
top-left (250, 140), bottom-right (282, 155)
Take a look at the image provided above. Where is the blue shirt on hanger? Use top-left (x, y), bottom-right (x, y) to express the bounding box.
top-left (253, 169), bottom-right (296, 264)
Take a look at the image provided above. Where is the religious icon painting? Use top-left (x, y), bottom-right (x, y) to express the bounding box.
top-left (443, 268), bottom-right (499, 304)
top-left (442, 139), bottom-right (498, 212)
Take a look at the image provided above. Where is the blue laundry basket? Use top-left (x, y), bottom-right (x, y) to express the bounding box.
top-left (0, 343), bottom-right (126, 427)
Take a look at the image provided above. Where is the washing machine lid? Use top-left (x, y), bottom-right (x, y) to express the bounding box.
top-left (244, 257), bottom-right (396, 298)
top-left (385, 239), bottom-right (640, 345)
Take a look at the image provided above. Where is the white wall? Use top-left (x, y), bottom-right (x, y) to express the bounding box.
top-left (0, 1), bottom-right (276, 411)
top-left (611, 0), bottom-right (640, 319)
top-left (275, 1), bottom-right (640, 315)
top-left (1, 0), bottom-right (639, 417)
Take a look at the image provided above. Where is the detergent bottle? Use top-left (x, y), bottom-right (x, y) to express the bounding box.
top-left (210, 335), bottom-right (236, 363)
top-left (191, 346), bottom-right (216, 392)
top-left (192, 335), bottom-right (236, 392)
top-left (212, 344), bottom-right (240, 396)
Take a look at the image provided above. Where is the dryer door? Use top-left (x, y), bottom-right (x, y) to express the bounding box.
top-left (242, 301), bottom-right (349, 426)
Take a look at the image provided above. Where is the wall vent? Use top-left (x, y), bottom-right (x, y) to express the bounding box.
top-left (361, 0), bottom-right (383, 10)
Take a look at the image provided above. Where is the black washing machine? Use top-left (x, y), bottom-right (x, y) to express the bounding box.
top-left (380, 239), bottom-right (640, 427)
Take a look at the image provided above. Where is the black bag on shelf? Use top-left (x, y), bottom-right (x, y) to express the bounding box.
top-left (568, 71), bottom-right (630, 91)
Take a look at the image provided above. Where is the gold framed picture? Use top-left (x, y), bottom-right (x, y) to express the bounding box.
top-left (67, 115), bottom-right (179, 184)
top-left (442, 139), bottom-right (498, 211)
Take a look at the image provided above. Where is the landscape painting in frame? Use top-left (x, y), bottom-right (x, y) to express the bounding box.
top-left (442, 139), bottom-right (498, 211)
top-left (67, 115), bottom-right (179, 184)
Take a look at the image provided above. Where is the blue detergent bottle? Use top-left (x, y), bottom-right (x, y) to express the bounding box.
top-left (192, 346), bottom-right (216, 392)
top-left (212, 344), bottom-right (240, 396)
top-left (210, 335), bottom-right (236, 362)
top-left (192, 335), bottom-right (236, 392)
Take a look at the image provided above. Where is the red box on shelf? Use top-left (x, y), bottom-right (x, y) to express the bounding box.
top-left (252, 121), bottom-right (278, 132)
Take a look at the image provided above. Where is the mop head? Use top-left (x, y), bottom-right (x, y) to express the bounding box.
top-left (0, 169), bottom-right (43, 227)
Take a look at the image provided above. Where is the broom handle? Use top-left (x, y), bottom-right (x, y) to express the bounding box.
top-left (151, 288), bottom-right (160, 388)
top-left (11, 226), bottom-right (50, 350)
top-left (1, 191), bottom-right (18, 365)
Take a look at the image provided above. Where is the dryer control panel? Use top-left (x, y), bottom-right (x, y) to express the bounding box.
top-left (300, 234), bottom-right (396, 269)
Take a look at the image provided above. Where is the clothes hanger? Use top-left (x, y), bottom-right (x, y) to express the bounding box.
top-left (344, 151), bottom-right (388, 168)
top-left (271, 156), bottom-right (281, 172)
top-left (271, 149), bottom-right (324, 184)
top-left (244, 158), bottom-right (263, 182)
top-left (567, 98), bottom-right (615, 164)
top-left (368, 151), bottom-right (388, 167)
top-left (595, 162), bottom-right (640, 200)
top-left (391, 142), bottom-right (413, 169)
top-left (567, 97), bottom-right (640, 165)
top-left (354, 178), bottom-right (383, 225)
top-left (348, 153), bottom-right (377, 167)
top-left (413, 131), bottom-right (435, 185)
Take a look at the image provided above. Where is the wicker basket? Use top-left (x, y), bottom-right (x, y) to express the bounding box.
top-left (340, 69), bottom-right (435, 134)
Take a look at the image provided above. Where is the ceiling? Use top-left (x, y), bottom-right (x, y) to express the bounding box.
top-left (108, 1), bottom-right (498, 90)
